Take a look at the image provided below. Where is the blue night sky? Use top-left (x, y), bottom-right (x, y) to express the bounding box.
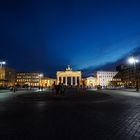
top-left (1, 0), bottom-right (140, 77)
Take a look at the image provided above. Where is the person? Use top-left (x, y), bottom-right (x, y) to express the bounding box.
top-left (55, 84), bottom-right (60, 94)
top-left (13, 87), bottom-right (16, 92)
top-left (51, 84), bottom-right (55, 93)
top-left (10, 87), bottom-right (13, 92)
top-left (41, 86), bottom-right (43, 91)
top-left (60, 83), bottom-right (65, 94)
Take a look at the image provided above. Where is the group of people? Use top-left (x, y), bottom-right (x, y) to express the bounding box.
top-left (10, 86), bottom-right (17, 92)
top-left (54, 83), bottom-right (66, 94)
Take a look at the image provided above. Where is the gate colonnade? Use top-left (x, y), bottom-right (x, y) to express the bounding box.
top-left (56, 65), bottom-right (81, 86)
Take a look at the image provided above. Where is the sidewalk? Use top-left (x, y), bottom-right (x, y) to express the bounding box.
top-left (97, 88), bottom-right (140, 98)
top-left (0, 90), bottom-right (11, 93)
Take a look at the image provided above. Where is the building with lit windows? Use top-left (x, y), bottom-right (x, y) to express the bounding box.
top-left (115, 64), bottom-right (140, 87)
top-left (94, 71), bottom-right (118, 87)
top-left (84, 76), bottom-right (97, 88)
top-left (40, 77), bottom-right (56, 87)
top-left (0, 67), bottom-right (16, 87)
top-left (16, 72), bottom-right (44, 87)
top-left (56, 65), bottom-right (81, 86)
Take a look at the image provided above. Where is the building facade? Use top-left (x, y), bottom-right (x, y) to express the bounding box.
top-left (84, 76), bottom-right (97, 88)
top-left (0, 67), bottom-right (16, 87)
top-left (115, 64), bottom-right (140, 87)
top-left (56, 66), bottom-right (81, 86)
top-left (94, 71), bottom-right (118, 87)
top-left (41, 77), bottom-right (56, 87)
top-left (16, 72), bottom-right (43, 87)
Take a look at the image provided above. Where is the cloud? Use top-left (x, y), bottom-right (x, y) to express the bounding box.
top-left (82, 46), bottom-right (140, 77)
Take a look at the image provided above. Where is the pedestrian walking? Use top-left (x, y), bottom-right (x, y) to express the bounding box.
top-left (60, 83), bottom-right (65, 94)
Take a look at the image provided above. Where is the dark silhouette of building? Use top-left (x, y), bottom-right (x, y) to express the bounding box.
top-left (115, 64), bottom-right (140, 87)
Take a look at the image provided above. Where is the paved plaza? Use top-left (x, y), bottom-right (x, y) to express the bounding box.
top-left (0, 89), bottom-right (140, 140)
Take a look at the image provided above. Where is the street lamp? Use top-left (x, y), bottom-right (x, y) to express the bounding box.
top-left (39, 73), bottom-right (44, 88)
top-left (0, 61), bottom-right (6, 68)
top-left (128, 57), bottom-right (139, 91)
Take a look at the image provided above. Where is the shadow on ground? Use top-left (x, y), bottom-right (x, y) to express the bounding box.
top-left (15, 89), bottom-right (111, 102)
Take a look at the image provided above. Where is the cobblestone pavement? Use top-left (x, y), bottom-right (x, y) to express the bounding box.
top-left (0, 89), bottom-right (140, 140)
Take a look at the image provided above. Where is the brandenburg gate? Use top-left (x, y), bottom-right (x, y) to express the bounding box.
top-left (56, 65), bottom-right (81, 86)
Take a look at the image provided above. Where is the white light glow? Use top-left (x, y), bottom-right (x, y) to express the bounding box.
top-left (128, 57), bottom-right (139, 64)
top-left (0, 61), bottom-right (6, 64)
top-left (39, 74), bottom-right (44, 77)
top-left (0, 61), bottom-right (6, 67)
top-left (128, 57), bottom-right (135, 64)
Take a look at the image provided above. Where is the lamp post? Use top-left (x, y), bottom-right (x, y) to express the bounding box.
top-left (128, 57), bottom-right (139, 91)
top-left (39, 73), bottom-right (43, 89)
top-left (0, 61), bottom-right (6, 68)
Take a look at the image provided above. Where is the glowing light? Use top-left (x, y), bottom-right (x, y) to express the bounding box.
top-left (128, 57), bottom-right (135, 64)
top-left (128, 57), bottom-right (139, 64)
top-left (0, 61), bottom-right (6, 67)
top-left (39, 73), bottom-right (44, 77)
top-left (0, 61), bottom-right (6, 64)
